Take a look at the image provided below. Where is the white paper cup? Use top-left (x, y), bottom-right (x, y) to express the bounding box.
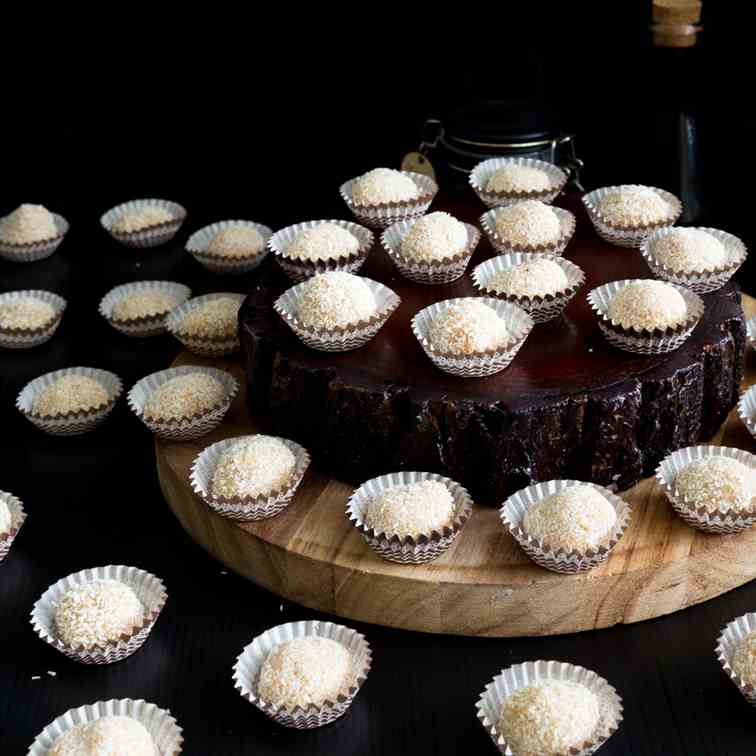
top-left (717, 612), bottom-right (756, 706)
top-left (268, 219), bottom-right (374, 282)
top-left (411, 297), bottom-right (534, 378)
top-left (476, 660), bottom-right (623, 755)
top-left (479, 205), bottom-right (576, 256)
top-left (16, 367), bottom-right (123, 436)
top-left (469, 157), bottom-right (568, 209)
top-left (28, 698), bottom-right (183, 755)
top-left (587, 280), bottom-right (704, 355)
top-left (101, 199), bottom-right (186, 248)
top-left (99, 281), bottom-right (191, 337)
top-left (739, 386), bottom-right (756, 445)
top-left (0, 490), bottom-right (26, 563)
top-left (186, 219), bottom-right (273, 274)
top-left (746, 315), bottom-right (755, 352)
top-left (582, 185), bottom-right (682, 248)
top-left (340, 171), bottom-right (438, 229)
top-left (0, 213), bottom-right (69, 263)
top-left (233, 620), bottom-right (371, 729)
top-left (190, 435), bottom-right (310, 521)
top-left (0, 290), bottom-right (66, 349)
top-left (165, 292), bottom-right (246, 356)
top-left (656, 445), bottom-right (756, 534)
top-left (30, 565), bottom-right (167, 665)
top-left (128, 366), bottom-right (239, 441)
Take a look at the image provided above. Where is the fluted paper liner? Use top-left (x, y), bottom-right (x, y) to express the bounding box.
top-left (28, 698), bottom-right (183, 755)
top-left (747, 315), bottom-right (756, 352)
top-left (0, 290), bottom-right (66, 349)
top-left (101, 198), bottom-right (186, 249)
top-left (340, 171), bottom-right (438, 229)
top-left (412, 297), bottom-right (534, 377)
top-left (165, 292), bottom-right (246, 356)
top-left (0, 212), bottom-right (68, 263)
top-left (717, 612), bottom-right (756, 706)
top-left (469, 157), bottom-right (568, 209)
top-left (233, 620), bottom-right (371, 729)
top-left (186, 219), bottom-right (273, 274)
top-left (268, 219), bottom-right (374, 282)
top-left (479, 205), bottom-right (576, 256)
top-left (128, 366), bottom-right (239, 441)
top-left (380, 219), bottom-right (480, 285)
top-left (346, 471), bottom-right (473, 564)
top-left (582, 185), bottom-right (682, 248)
top-left (739, 386), bottom-right (756, 444)
top-left (476, 660), bottom-right (623, 755)
top-left (588, 279), bottom-right (704, 355)
top-left (472, 254), bottom-right (585, 324)
top-left (0, 490), bottom-right (26, 563)
top-left (191, 435), bottom-right (310, 521)
top-left (656, 445), bottom-right (756, 534)
top-left (275, 276), bottom-right (400, 352)
top-left (16, 367), bottom-right (123, 436)
top-left (30, 565), bottom-right (167, 665)
top-left (99, 280), bottom-right (191, 337)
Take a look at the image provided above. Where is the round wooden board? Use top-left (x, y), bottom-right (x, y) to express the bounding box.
top-left (158, 296), bottom-right (756, 638)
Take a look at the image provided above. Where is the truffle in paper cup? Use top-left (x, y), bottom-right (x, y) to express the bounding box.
top-left (101, 198), bottom-right (186, 248)
top-left (656, 445), bottom-right (756, 534)
top-left (165, 292), bottom-right (246, 356)
top-left (187, 219), bottom-right (273, 274)
top-left (99, 280), bottom-right (191, 337)
top-left (469, 157), bottom-right (568, 209)
top-left (746, 315), bottom-right (755, 351)
top-left (479, 205), bottom-right (576, 256)
top-left (128, 365), bottom-right (239, 441)
top-left (0, 490), bottom-right (26, 563)
top-left (499, 479), bottom-right (631, 574)
top-left (582, 185), bottom-right (682, 248)
top-left (411, 297), bottom-right (533, 378)
top-left (739, 386), bottom-right (756, 445)
top-left (380, 219), bottom-right (479, 285)
top-left (717, 612), bottom-right (756, 706)
top-left (269, 219), bottom-right (374, 283)
top-left (340, 170), bottom-right (438, 229)
top-left (0, 213), bottom-right (68, 263)
top-left (587, 279), bottom-right (704, 355)
top-left (16, 367), bottom-right (123, 436)
top-left (472, 254), bottom-right (585, 324)
top-left (0, 289), bottom-right (66, 349)
top-left (274, 276), bottom-right (400, 352)
top-left (28, 698), bottom-right (183, 755)
top-left (30, 565), bottom-right (167, 665)
top-left (641, 226), bottom-right (747, 294)
top-left (346, 471), bottom-right (473, 564)
top-left (476, 659), bottom-right (623, 755)
top-left (190, 435), bottom-right (310, 521)
top-left (233, 620), bottom-right (371, 729)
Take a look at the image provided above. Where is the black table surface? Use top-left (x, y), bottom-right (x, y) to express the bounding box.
top-left (1, 227), bottom-right (756, 756)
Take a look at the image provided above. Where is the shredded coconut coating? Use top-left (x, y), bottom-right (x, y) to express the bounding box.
top-left (111, 290), bottom-right (179, 321)
top-left (597, 187), bottom-right (671, 226)
top-left (428, 300), bottom-right (510, 354)
top-left (607, 280), bottom-right (688, 331)
top-left (0, 203), bottom-right (58, 243)
top-left (54, 579), bottom-right (145, 649)
top-left (0, 498), bottom-right (11, 535)
top-left (488, 258), bottom-right (569, 298)
top-left (364, 479), bottom-right (455, 537)
top-left (258, 637), bottom-right (354, 709)
top-left (652, 228), bottom-right (727, 273)
top-left (295, 272), bottom-right (377, 330)
top-left (351, 168), bottom-right (420, 206)
top-left (675, 457), bottom-right (756, 512)
top-left (207, 225), bottom-right (265, 258)
top-left (399, 212), bottom-right (467, 262)
top-left (523, 484), bottom-right (617, 551)
top-left (144, 374), bottom-right (226, 420)
top-left (498, 680), bottom-right (600, 756)
top-left (179, 297), bottom-right (240, 339)
top-left (493, 200), bottom-right (561, 247)
top-left (112, 206), bottom-right (174, 234)
top-left (285, 223), bottom-right (360, 262)
top-left (486, 165), bottom-right (552, 194)
top-left (0, 298), bottom-right (55, 329)
top-left (733, 630), bottom-right (756, 685)
top-left (48, 715), bottom-right (156, 756)
top-left (211, 435), bottom-right (296, 499)
top-left (32, 375), bottom-right (109, 417)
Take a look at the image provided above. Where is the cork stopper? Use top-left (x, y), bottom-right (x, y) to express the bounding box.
top-left (652, 0), bottom-right (703, 47)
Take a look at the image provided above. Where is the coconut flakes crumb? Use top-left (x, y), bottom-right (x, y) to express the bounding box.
top-left (294, 272), bottom-right (377, 330)
top-left (0, 498), bottom-right (11, 536)
top-left (207, 225), bottom-right (265, 258)
top-left (286, 223), bottom-right (360, 262)
top-left (32, 375), bottom-right (110, 417)
top-left (652, 228), bottom-right (727, 273)
top-left (179, 297), bottom-right (241, 339)
top-left (428, 300), bottom-right (510, 354)
top-left (733, 630), bottom-right (756, 685)
top-left (607, 280), bottom-right (688, 331)
top-left (0, 298), bottom-right (55, 330)
top-left (0, 204), bottom-right (58, 243)
top-left (49, 715), bottom-right (156, 756)
top-left (493, 200), bottom-right (561, 247)
top-left (488, 257), bottom-right (569, 298)
top-left (112, 290), bottom-right (179, 321)
top-left (399, 212), bottom-right (467, 262)
top-left (486, 165), bottom-right (552, 194)
top-left (675, 457), bottom-right (756, 512)
top-left (351, 168), bottom-right (420, 206)
top-left (144, 373), bottom-right (226, 421)
top-left (597, 187), bottom-right (671, 226)
top-left (112, 205), bottom-right (174, 234)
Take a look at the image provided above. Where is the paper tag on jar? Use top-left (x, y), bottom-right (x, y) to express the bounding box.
top-left (401, 152), bottom-right (436, 181)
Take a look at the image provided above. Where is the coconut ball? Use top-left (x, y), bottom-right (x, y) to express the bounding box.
top-left (488, 258), bottom-right (569, 298)
top-left (0, 203), bottom-right (59, 243)
top-left (112, 290), bottom-right (179, 321)
top-left (607, 280), bottom-right (688, 331)
top-left (0, 497), bottom-right (11, 535)
top-left (0, 297), bottom-right (55, 330)
top-left (493, 200), bottom-right (562, 248)
top-left (733, 630), bottom-right (756, 686)
top-left (286, 224), bottom-right (360, 262)
top-left (523, 484), bottom-right (617, 552)
top-left (48, 715), bottom-right (156, 756)
top-left (351, 168), bottom-right (420, 206)
top-left (32, 375), bottom-right (109, 417)
top-left (207, 225), bottom-right (265, 258)
top-left (428, 300), bottom-right (510, 354)
top-left (486, 165), bottom-right (552, 194)
top-left (294, 272), bottom-right (377, 330)
top-left (597, 187), bottom-right (671, 227)
top-left (399, 212), bottom-right (468, 262)
top-left (258, 636), bottom-right (354, 709)
top-left (143, 373), bottom-right (226, 421)
top-left (112, 205), bottom-right (174, 234)
top-left (675, 457), bottom-right (756, 512)
top-left (651, 228), bottom-right (727, 273)
top-left (179, 297), bottom-right (241, 340)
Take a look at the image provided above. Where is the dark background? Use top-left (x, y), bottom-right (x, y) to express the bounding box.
top-left (3, 4), bottom-right (756, 754)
